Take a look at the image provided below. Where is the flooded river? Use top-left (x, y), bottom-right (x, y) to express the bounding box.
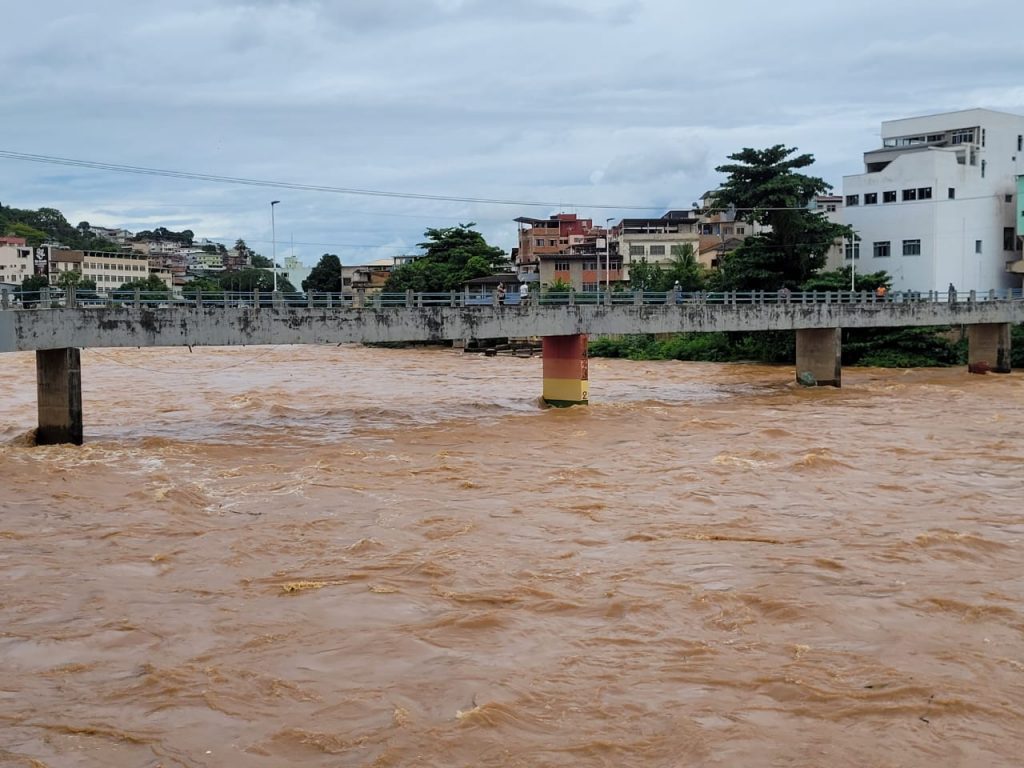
top-left (1, 345), bottom-right (1022, 767)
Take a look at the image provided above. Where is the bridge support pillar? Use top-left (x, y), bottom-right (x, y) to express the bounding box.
top-left (967, 323), bottom-right (1012, 373)
top-left (542, 334), bottom-right (589, 406)
top-left (36, 348), bottom-right (83, 445)
top-left (795, 328), bottom-right (841, 387)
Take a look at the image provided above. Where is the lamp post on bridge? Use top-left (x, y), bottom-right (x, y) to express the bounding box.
top-left (270, 200), bottom-right (280, 292)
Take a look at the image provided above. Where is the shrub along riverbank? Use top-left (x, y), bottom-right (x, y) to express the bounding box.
top-left (588, 325), bottom-right (1024, 369)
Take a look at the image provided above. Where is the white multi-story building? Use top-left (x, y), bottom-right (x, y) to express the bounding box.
top-left (843, 108), bottom-right (1024, 292)
top-left (0, 242), bottom-right (34, 285)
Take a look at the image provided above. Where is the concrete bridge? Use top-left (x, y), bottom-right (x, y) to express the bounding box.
top-left (1, 288), bottom-right (1020, 445)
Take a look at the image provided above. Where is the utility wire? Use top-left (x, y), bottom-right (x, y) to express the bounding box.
top-left (0, 150), bottom-right (666, 211)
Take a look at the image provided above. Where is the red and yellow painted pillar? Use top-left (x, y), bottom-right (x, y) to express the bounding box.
top-left (542, 334), bottom-right (589, 406)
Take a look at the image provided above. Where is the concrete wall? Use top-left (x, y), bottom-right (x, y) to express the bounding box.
top-left (2, 301), bottom-right (1023, 354)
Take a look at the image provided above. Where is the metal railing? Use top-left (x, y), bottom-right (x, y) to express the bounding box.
top-left (2, 286), bottom-right (1023, 311)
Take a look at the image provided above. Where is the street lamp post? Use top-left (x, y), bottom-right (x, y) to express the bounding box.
top-left (270, 200), bottom-right (280, 292)
top-left (605, 217), bottom-right (615, 292)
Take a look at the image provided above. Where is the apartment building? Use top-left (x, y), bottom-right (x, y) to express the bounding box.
top-left (1011, 174), bottom-right (1024, 280)
top-left (0, 242), bottom-right (34, 285)
top-left (617, 212), bottom-right (700, 278)
top-left (842, 108), bottom-right (1024, 292)
top-left (51, 249), bottom-right (172, 292)
top-left (516, 214), bottom-right (619, 290)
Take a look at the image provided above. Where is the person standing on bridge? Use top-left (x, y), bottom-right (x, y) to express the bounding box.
top-left (496, 282), bottom-right (506, 305)
top-left (948, 282), bottom-right (957, 304)
top-left (519, 282), bottom-right (530, 305)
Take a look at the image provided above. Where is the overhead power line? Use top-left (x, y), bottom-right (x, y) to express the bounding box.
top-left (0, 150), bottom-right (666, 211)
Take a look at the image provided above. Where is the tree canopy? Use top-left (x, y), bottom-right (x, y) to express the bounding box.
top-left (385, 224), bottom-right (506, 292)
top-left (302, 253), bottom-right (342, 293)
top-left (0, 204), bottom-right (123, 251)
top-left (710, 145), bottom-right (850, 290)
top-left (219, 267), bottom-right (295, 293)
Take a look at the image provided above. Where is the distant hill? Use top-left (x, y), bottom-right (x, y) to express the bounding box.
top-left (0, 202), bottom-right (126, 252)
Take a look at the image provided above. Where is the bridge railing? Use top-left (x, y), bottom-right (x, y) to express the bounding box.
top-left (2, 286), bottom-right (1022, 311)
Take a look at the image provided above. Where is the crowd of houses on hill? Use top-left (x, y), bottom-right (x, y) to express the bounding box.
top-left (2, 108), bottom-right (1023, 298)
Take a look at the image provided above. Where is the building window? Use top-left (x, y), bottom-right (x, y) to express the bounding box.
top-left (629, 245), bottom-right (645, 257)
top-left (610, 258), bottom-right (622, 270)
top-left (902, 239), bottom-right (921, 256)
top-left (649, 245), bottom-right (665, 256)
top-left (826, 204), bottom-right (836, 212)
top-left (1018, 134), bottom-right (1022, 151)
top-left (534, 238), bottom-right (544, 247)
top-left (582, 282), bottom-right (598, 292)
top-left (975, 240), bottom-right (982, 254)
top-left (1005, 228), bottom-right (1016, 251)
top-left (981, 128), bottom-right (986, 147)
top-left (873, 241), bottom-right (891, 258)
top-left (951, 129), bottom-right (975, 145)
top-left (845, 235), bottom-right (861, 260)
top-left (902, 188), bottom-right (918, 201)
top-left (948, 188), bottom-right (955, 199)
top-left (549, 239), bottom-right (557, 247)
top-left (554, 261), bottom-right (570, 271)
top-left (981, 160), bottom-right (986, 178)
top-left (883, 191), bottom-right (897, 203)
top-left (1005, 194), bottom-right (1013, 203)
top-left (918, 187), bottom-right (932, 199)
top-left (846, 194), bottom-right (859, 206)
top-left (736, 226), bottom-right (745, 234)
top-left (583, 260), bottom-right (597, 270)
top-left (864, 193), bottom-right (878, 205)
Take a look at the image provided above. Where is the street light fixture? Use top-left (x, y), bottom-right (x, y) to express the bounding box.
top-left (270, 200), bottom-right (280, 292)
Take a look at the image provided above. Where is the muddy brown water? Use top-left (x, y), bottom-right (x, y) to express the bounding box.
top-left (1, 345), bottom-right (1022, 767)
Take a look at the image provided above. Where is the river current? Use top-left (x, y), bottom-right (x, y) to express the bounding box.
top-left (1, 345), bottom-right (1022, 767)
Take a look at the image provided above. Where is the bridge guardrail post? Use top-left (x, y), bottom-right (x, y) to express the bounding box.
top-left (307, 292), bottom-right (314, 308)
top-left (569, 289), bottom-right (576, 306)
top-left (1, 288), bottom-right (8, 310)
top-left (356, 288), bottom-right (365, 308)
top-left (604, 289), bottom-right (611, 307)
top-left (449, 290), bottom-right (456, 307)
top-left (968, 289), bottom-right (976, 304)
top-left (417, 292), bottom-right (424, 308)
top-left (133, 288), bottom-right (141, 308)
top-left (405, 289), bottom-right (414, 308)
top-left (272, 291), bottom-right (284, 309)
top-left (326, 292), bottom-right (333, 309)
top-left (988, 288), bottom-right (996, 302)
top-left (253, 289), bottom-right (260, 308)
top-left (42, 288), bottom-right (51, 308)
top-left (633, 290), bottom-right (642, 305)
top-left (67, 286), bottom-right (76, 309)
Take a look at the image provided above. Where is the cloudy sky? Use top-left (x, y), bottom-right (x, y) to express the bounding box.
top-left (3, 0), bottom-right (1023, 265)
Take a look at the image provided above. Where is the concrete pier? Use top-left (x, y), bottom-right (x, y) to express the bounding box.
top-left (795, 327), bottom-right (842, 387)
top-left (967, 323), bottom-right (1012, 373)
top-left (542, 334), bottom-right (589, 406)
top-left (36, 348), bottom-right (83, 445)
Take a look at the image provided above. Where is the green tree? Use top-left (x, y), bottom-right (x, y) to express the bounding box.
top-left (384, 224), bottom-right (506, 292)
top-left (219, 268), bottom-right (295, 293)
top-left (302, 253), bottom-right (342, 293)
top-left (116, 274), bottom-right (172, 300)
top-left (6, 221), bottom-right (49, 246)
top-left (801, 268), bottom-right (891, 293)
top-left (628, 258), bottom-right (666, 291)
top-left (21, 274), bottom-right (50, 292)
top-left (663, 244), bottom-right (707, 291)
top-left (182, 276), bottom-right (223, 297)
top-left (711, 145), bottom-right (850, 290)
top-left (250, 254), bottom-right (273, 269)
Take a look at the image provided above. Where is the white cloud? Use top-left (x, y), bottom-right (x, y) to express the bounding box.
top-left (2, 0), bottom-right (1022, 264)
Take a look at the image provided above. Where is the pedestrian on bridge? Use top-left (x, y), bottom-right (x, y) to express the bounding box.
top-left (496, 282), bottom-right (506, 305)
